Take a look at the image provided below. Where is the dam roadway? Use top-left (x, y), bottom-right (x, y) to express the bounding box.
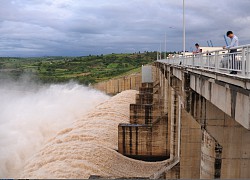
top-left (117, 45), bottom-right (250, 179)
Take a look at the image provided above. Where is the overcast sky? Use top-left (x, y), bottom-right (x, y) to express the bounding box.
top-left (0, 0), bottom-right (250, 57)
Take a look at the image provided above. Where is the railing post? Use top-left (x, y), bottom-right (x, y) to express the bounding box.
top-left (200, 54), bottom-right (203, 68)
top-left (208, 54), bottom-right (211, 69)
top-left (192, 56), bottom-right (194, 67)
top-left (215, 51), bottom-right (219, 72)
top-left (246, 46), bottom-right (250, 77)
top-left (241, 47), bottom-right (246, 76)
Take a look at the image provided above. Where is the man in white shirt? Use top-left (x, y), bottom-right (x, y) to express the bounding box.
top-left (223, 31), bottom-right (239, 74)
top-left (223, 31), bottom-right (239, 50)
top-left (193, 43), bottom-right (202, 54)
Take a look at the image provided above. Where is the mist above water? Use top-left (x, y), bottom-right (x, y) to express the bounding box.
top-left (0, 80), bottom-right (109, 177)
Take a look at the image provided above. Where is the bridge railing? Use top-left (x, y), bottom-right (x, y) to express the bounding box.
top-left (158, 44), bottom-right (250, 78)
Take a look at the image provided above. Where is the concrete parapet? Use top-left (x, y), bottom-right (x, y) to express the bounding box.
top-left (93, 73), bottom-right (141, 95)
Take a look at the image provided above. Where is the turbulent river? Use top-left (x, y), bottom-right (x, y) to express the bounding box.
top-left (0, 81), bottom-right (165, 178)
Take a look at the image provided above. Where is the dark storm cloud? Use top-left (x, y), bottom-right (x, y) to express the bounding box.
top-left (0, 0), bottom-right (249, 57)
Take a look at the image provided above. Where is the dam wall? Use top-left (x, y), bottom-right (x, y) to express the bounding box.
top-left (92, 73), bottom-right (141, 95)
top-left (118, 63), bottom-right (250, 179)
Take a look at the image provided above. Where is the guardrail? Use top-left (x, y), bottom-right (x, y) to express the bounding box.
top-left (158, 44), bottom-right (250, 78)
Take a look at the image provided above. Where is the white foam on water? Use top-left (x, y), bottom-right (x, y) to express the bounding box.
top-left (20, 90), bottom-right (166, 179)
top-left (0, 80), bottom-right (109, 178)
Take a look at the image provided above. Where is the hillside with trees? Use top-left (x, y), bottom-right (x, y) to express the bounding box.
top-left (0, 51), bottom-right (170, 85)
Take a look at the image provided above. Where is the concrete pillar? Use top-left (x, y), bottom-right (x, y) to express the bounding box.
top-left (169, 86), bottom-right (180, 158)
top-left (205, 101), bottom-right (250, 179)
top-left (180, 109), bottom-right (202, 179)
top-left (200, 130), bottom-right (222, 179)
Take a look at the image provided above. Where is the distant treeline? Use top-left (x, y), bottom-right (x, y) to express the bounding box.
top-left (0, 51), bottom-right (173, 85)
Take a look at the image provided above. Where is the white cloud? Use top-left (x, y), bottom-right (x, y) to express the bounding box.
top-left (0, 0), bottom-right (249, 56)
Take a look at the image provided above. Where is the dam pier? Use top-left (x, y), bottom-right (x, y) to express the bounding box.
top-left (117, 45), bottom-right (250, 179)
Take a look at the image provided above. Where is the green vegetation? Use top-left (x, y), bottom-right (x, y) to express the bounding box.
top-left (0, 51), bottom-right (169, 85)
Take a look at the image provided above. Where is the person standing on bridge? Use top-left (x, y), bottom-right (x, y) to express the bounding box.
top-left (193, 43), bottom-right (202, 54)
top-left (223, 31), bottom-right (239, 74)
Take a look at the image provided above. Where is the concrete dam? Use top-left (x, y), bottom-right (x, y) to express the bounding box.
top-left (19, 46), bottom-right (250, 179)
top-left (117, 45), bottom-right (250, 179)
top-left (116, 64), bottom-right (250, 179)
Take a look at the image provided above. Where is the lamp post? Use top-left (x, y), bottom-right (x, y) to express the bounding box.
top-left (183, 0), bottom-right (186, 57)
top-left (164, 32), bottom-right (167, 59)
top-left (160, 42), bottom-right (162, 60)
top-left (164, 27), bottom-right (175, 60)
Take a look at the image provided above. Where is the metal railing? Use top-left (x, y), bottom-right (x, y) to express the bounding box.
top-left (158, 44), bottom-right (250, 78)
